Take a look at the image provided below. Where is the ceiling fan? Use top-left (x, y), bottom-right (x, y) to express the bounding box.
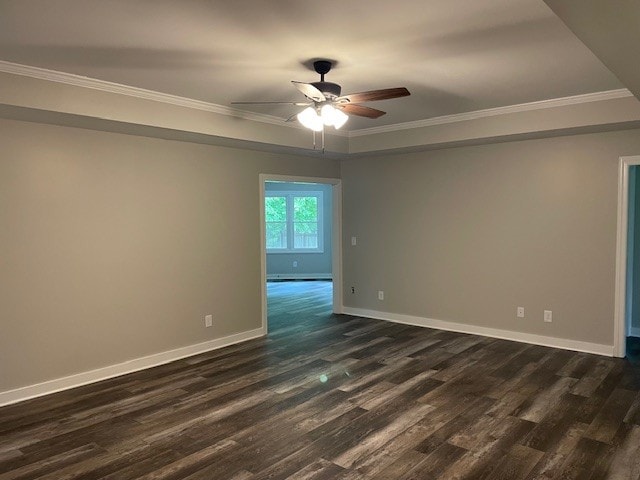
top-left (231, 60), bottom-right (410, 132)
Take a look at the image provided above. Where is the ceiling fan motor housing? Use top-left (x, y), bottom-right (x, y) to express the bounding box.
top-left (311, 81), bottom-right (341, 99)
top-left (311, 60), bottom-right (341, 99)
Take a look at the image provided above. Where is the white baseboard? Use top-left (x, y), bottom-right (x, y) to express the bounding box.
top-left (342, 307), bottom-right (614, 357)
top-left (0, 327), bottom-right (265, 407)
top-left (629, 326), bottom-right (640, 338)
top-left (267, 273), bottom-right (332, 280)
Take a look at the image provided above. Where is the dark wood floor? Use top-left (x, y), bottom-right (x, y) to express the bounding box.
top-left (2, 280), bottom-right (640, 479)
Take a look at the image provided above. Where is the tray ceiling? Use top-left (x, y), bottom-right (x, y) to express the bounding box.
top-left (0, 0), bottom-right (625, 131)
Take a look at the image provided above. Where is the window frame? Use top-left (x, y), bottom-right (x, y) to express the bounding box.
top-left (265, 190), bottom-right (324, 254)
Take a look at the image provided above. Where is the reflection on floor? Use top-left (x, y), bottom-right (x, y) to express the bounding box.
top-left (267, 280), bottom-right (333, 330)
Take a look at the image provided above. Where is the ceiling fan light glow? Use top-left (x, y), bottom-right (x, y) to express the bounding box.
top-left (332, 108), bottom-right (349, 129)
top-left (297, 107), bottom-right (323, 131)
top-left (320, 104), bottom-right (337, 126)
top-left (319, 104), bottom-right (349, 129)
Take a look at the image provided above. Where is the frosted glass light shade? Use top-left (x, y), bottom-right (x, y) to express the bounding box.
top-left (297, 107), bottom-right (323, 132)
top-left (320, 104), bottom-right (348, 129)
top-left (320, 104), bottom-right (336, 126)
top-left (332, 108), bottom-right (348, 129)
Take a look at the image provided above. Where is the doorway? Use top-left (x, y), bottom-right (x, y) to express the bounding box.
top-left (614, 155), bottom-right (640, 358)
top-left (259, 174), bottom-right (342, 333)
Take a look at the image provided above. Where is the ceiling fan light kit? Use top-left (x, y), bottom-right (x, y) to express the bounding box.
top-left (231, 59), bottom-right (410, 147)
top-left (297, 104), bottom-right (349, 131)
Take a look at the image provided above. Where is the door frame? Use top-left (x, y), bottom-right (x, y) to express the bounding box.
top-left (614, 155), bottom-right (640, 357)
top-left (259, 174), bottom-right (342, 333)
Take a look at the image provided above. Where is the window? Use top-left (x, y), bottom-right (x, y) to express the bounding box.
top-left (265, 191), bottom-right (323, 253)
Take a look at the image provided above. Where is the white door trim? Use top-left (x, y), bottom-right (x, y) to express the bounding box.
top-left (259, 174), bottom-right (342, 333)
top-left (614, 155), bottom-right (640, 357)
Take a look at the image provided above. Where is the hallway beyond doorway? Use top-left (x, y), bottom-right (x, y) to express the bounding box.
top-left (267, 280), bottom-right (333, 330)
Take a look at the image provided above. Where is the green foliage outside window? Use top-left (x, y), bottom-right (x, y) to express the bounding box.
top-left (265, 196), bottom-right (287, 249)
top-left (266, 193), bottom-right (321, 251)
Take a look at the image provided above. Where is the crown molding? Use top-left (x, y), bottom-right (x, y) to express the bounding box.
top-left (0, 60), bottom-right (310, 130)
top-left (0, 60), bottom-right (630, 141)
top-left (0, 60), bottom-right (351, 138)
top-left (349, 88), bottom-right (634, 137)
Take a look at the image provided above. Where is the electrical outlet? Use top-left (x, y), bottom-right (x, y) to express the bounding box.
top-left (544, 310), bottom-right (553, 323)
top-left (378, 290), bottom-right (384, 300)
top-left (293, 261), bottom-right (298, 268)
top-left (517, 307), bottom-right (525, 318)
top-left (205, 314), bottom-right (213, 327)
top-left (351, 236), bottom-right (357, 246)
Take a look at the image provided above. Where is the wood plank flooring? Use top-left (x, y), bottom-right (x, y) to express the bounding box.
top-left (2, 280), bottom-right (640, 479)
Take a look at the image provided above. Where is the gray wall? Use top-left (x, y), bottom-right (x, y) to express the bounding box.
top-left (342, 129), bottom-right (640, 346)
top-left (265, 181), bottom-right (332, 278)
top-left (4, 114), bottom-right (640, 393)
top-left (0, 118), bottom-right (340, 391)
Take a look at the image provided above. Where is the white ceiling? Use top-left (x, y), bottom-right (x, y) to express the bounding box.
top-left (0, 0), bottom-right (625, 131)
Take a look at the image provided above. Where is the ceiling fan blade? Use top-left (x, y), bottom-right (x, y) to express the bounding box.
top-left (292, 81), bottom-right (326, 102)
top-left (337, 103), bottom-right (386, 119)
top-left (231, 101), bottom-right (311, 106)
top-left (337, 87), bottom-right (410, 104)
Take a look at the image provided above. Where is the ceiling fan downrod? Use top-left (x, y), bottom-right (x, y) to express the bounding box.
top-left (311, 60), bottom-right (341, 98)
